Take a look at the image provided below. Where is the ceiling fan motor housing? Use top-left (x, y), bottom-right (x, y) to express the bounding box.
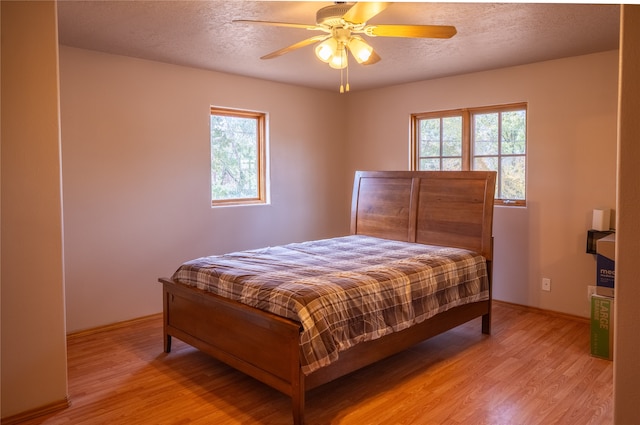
top-left (316, 4), bottom-right (353, 27)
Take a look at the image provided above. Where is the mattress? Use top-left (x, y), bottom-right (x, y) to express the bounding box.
top-left (171, 235), bottom-right (488, 375)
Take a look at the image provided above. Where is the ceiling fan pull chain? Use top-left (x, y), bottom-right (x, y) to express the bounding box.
top-left (340, 64), bottom-right (344, 93)
top-left (346, 54), bottom-right (350, 92)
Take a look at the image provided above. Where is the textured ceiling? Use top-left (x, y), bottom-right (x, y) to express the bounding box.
top-left (57, 1), bottom-right (621, 92)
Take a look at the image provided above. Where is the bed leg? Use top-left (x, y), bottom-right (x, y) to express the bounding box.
top-left (292, 388), bottom-right (305, 425)
top-left (163, 288), bottom-right (172, 353)
top-left (482, 312), bottom-right (491, 335)
top-left (291, 363), bottom-right (305, 425)
top-left (164, 334), bottom-right (172, 353)
top-left (483, 257), bottom-right (493, 335)
top-left (292, 399), bottom-right (304, 425)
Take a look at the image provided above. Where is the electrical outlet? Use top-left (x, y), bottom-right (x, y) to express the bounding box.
top-left (542, 278), bottom-right (551, 292)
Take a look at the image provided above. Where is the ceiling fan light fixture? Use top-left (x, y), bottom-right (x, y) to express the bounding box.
top-left (329, 45), bottom-right (348, 69)
top-left (238, 1), bottom-right (457, 91)
top-left (315, 38), bottom-right (338, 63)
top-left (348, 36), bottom-right (373, 64)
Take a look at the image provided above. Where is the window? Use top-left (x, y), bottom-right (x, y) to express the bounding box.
top-left (210, 107), bottom-right (267, 206)
top-left (413, 112), bottom-right (465, 171)
top-left (412, 103), bottom-right (527, 206)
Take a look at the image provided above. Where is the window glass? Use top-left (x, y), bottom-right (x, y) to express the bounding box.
top-left (501, 110), bottom-right (527, 155)
top-left (473, 113), bottom-right (499, 155)
top-left (442, 116), bottom-right (462, 158)
top-left (210, 107), bottom-right (267, 206)
top-left (501, 156), bottom-right (526, 200)
top-left (415, 114), bottom-right (463, 172)
top-left (472, 109), bottom-right (526, 202)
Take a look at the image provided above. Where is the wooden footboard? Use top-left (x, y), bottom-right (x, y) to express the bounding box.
top-left (161, 277), bottom-right (491, 425)
top-left (161, 278), bottom-right (307, 424)
top-left (305, 299), bottom-right (491, 390)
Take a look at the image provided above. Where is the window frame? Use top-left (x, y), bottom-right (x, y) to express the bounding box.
top-left (411, 102), bottom-right (527, 207)
top-left (210, 106), bottom-right (267, 207)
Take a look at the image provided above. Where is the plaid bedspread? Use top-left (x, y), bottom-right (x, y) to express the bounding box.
top-left (171, 235), bottom-right (489, 375)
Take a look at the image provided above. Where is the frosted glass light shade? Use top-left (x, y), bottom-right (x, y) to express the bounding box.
top-left (348, 36), bottom-right (373, 63)
top-left (329, 47), bottom-right (347, 69)
top-left (315, 38), bottom-right (338, 63)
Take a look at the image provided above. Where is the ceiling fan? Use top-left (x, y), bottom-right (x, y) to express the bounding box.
top-left (233, 2), bottom-right (457, 92)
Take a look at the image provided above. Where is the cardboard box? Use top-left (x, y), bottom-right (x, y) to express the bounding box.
top-left (586, 229), bottom-right (614, 254)
top-left (590, 294), bottom-right (614, 360)
top-left (596, 233), bottom-right (615, 290)
top-left (588, 284), bottom-right (614, 300)
top-left (592, 208), bottom-right (611, 231)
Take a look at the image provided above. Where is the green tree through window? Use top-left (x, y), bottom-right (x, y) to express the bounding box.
top-left (210, 107), bottom-right (267, 206)
top-left (418, 116), bottom-right (462, 171)
top-left (412, 103), bottom-right (527, 206)
top-left (472, 109), bottom-right (526, 202)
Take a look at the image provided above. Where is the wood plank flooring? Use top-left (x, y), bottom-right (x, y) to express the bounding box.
top-left (18, 302), bottom-right (613, 424)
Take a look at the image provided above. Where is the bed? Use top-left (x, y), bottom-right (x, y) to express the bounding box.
top-left (159, 170), bottom-right (496, 425)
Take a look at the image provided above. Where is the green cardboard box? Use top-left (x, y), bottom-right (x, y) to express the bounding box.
top-left (590, 294), bottom-right (614, 360)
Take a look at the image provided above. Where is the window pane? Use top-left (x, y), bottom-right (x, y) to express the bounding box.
top-left (475, 156), bottom-right (499, 197)
top-left (501, 110), bottom-right (526, 155)
top-left (474, 113), bottom-right (499, 155)
top-left (420, 119), bottom-right (440, 157)
top-left (442, 116), bottom-right (462, 157)
top-left (211, 115), bottom-right (258, 200)
top-left (474, 156), bottom-right (498, 172)
top-left (501, 156), bottom-right (526, 200)
top-left (442, 157), bottom-right (462, 171)
top-left (423, 140), bottom-right (441, 157)
top-left (420, 158), bottom-right (441, 170)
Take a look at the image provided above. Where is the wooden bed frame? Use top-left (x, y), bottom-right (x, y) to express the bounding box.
top-left (160, 170), bottom-right (496, 425)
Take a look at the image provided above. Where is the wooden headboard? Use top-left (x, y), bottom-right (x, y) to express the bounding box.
top-left (350, 170), bottom-right (497, 260)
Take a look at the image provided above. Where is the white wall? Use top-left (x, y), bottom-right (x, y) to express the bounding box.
top-left (59, 47), bottom-right (621, 325)
top-left (344, 51), bottom-right (619, 318)
top-left (59, 47), bottom-right (351, 332)
top-left (1, 1), bottom-right (68, 417)
top-left (59, 48), bottom-right (620, 331)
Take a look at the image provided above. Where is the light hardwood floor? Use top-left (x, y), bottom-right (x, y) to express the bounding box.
top-left (17, 302), bottom-right (613, 425)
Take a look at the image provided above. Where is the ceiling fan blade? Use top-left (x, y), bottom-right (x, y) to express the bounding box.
top-left (233, 19), bottom-right (319, 31)
top-left (260, 35), bottom-right (329, 60)
top-left (342, 2), bottom-right (391, 24)
top-left (366, 24), bottom-right (457, 39)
